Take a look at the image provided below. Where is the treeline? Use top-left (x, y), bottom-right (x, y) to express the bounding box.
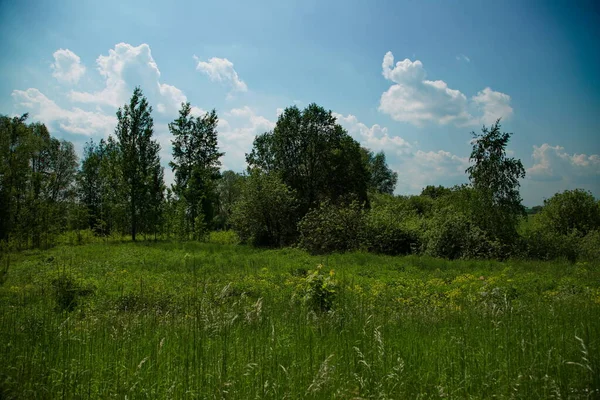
top-left (1, 87), bottom-right (598, 260)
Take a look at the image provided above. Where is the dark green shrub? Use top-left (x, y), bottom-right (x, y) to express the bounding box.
top-left (51, 274), bottom-right (94, 312)
top-left (578, 230), bottom-right (600, 261)
top-left (295, 264), bottom-right (337, 312)
top-left (297, 201), bottom-right (365, 254)
top-left (363, 206), bottom-right (422, 255)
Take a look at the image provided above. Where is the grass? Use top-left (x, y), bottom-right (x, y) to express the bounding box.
top-left (1, 240), bottom-right (599, 398)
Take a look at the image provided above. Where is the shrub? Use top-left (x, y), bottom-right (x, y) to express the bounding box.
top-left (208, 230), bottom-right (240, 245)
top-left (363, 205), bottom-right (422, 255)
top-left (295, 264), bottom-right (337, 312)
top-left (423, 211), bottom-right (502, 260)
top-left (297, 201), bottom-right (365, 254)
top-left (51, 274), bottom-right (95, 312)
top-left (230, 171), bottom-right (298, 247)
top-left (578, 230), bottom-right (600, 261)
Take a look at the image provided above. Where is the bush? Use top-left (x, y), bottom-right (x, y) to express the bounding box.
top-left (51, 274), bottom-right (95, 312)
top-left (230, 171), bottom-right (298, 247)
top-left (297, 201), bottom-right (365, 254)
top-left (294, 264), bottom-right (337, 312)
top-left (578, 230), bottom-right (600, 261)
top-left (208, 230), bottom-right (240, 245)
top-left (519, 218), bottom-right (578, 261)
top-left (423, 211), bottom-right (502, 260)
top-left (363, 204), bottom-right (422, 255)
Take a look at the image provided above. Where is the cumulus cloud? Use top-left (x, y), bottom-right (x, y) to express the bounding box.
top-left (379, 51), bottom-right (512, 127)
top-left (12, 88), bottom-right (116, 136)
top-left (218, 107), bottom-right (275, 171)
top-left (69, 43), bottom-right (187, 115)
top-left (51, 49), bottom-right (86, 84)
top-left (333, 112), bottom-right (412, 155)
top-left (194, 56), bottom-right (248, 93)
top-left (527, 144), bottom-right (600, 183)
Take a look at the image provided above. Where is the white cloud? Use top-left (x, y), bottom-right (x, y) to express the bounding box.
top-left (379, 51), bottom-right (512, 127)
top-left (333, 112), bottom-right (412, 155)
top-left (51, 49), bottom-right (86, 84)
top-left (472, 87), bottom-right (513, 125)
top-left (194, 56), bottom-right (248, 93)
top-left (527, 144), bottom-right (600, 183)
top-left (69, 43), bottom-right (187, 115)
top-left (456, 54), bottom-right (471, 63)
top-left (218, 107), bottom-right (275, 171)
top-left (12, 88), bottom-right (116, 136)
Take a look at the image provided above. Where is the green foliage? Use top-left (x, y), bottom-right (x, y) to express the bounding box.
top-left (536, 189), bottom-right (600, 236)
top-left (0, 242), bottom-right (599, 398)
top-left (115, 87), bottom-right (164, 241)
top-left (362, 148), bottom-right (397, 194)
top-left (51, 273), bottom-right (94, 312)
top-left (578, 230), bottom-right (600, 261)
top-left (0, 114), bottom-right (78, 248)
top-left (208, 230), bottom-right (240, 245)
top-left (295, 264), bottom-right (337, 312)
top-left (231, 171), bottom-right (298, 246)
top-left (363, 194), bottom-right (423, 255)
top-left (246, 104), bottom-right (369, 214)
top-left (298, 200), bottom-right (366, 254)
top-left (466, 119), bottom-right (526, 243)
top-left (169, 103), bottom-right (223, 236)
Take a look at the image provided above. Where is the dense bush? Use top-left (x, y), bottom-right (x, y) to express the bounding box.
top-left (362, 196), bottom-right (423, 255)
top-left (297, 201), bottom-right (365, 254)
top-left (535, 189), bottom-right (600, 236)
top-left (423, 210), bottom-right (502, 260)
top-left (230, 171), bottom-right (298, 247)
top-left (578, 230), bottom-right (600, 261)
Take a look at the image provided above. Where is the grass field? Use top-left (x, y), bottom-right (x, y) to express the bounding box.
top-left (1, 240), bottom-right (599, 399)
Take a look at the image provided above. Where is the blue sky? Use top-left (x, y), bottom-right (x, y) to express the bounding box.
top-left (1, 0), bottom-right (598, 205)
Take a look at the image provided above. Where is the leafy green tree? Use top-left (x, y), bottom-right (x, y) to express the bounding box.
top-left (230, 171), bottom-right (297, 246)
top-left (0, 114), bottom-right (78, 247)
top-left (115, 87), bottom-right (163, 241)
top-left (362, 148), bottom-right (397, 195)
top-left (535, 189), bottom-right (599, 236)
top-left (466, 119), bottom-right (525, 244)
top-left (169, 102), bottom-right (223, 237)
top-left (215, 170), bottom-right (245, 230)
top-left (421, 185), bottom-right (452, 200)
top-left (246, 104), bottom-right (369, 215)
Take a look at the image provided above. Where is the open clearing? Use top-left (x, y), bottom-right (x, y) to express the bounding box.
top-left (1, 241), bottom-right (599, 398)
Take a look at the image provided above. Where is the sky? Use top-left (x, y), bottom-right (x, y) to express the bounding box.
top-left (1, 0), bottom-right (598, 206)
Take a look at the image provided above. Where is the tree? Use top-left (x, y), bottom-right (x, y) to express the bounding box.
top-left (246, 103), bottom-right (369, 215)
top-left (0, 114), bottom-right (78, 247)
top-left (215, 170), bottom-right (244, 230)
top-left (535, 189), bottom-right (599, 236)
top-left (466, 119), bottom-right (525, 243)
top-left (169, 103), bottom-right (223, 237)
top-left (230, 170), bottom-right (298, 246)
top-left (115, 87), bottom-right (163, 241)
top-left (362, 148), bottom-right (397, 195)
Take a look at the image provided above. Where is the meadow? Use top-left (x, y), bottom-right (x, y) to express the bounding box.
top-left (1, 236), bottom-right (599, 399)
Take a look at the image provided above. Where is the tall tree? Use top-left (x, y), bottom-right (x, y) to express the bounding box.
top-left (246, 103), bottom-right (369, 215)
top-left (115, 87), bottom-right (163, 241)
top-left (169, 102), bottom-right (223, 237)
top-left (466, 119), bottom-right (525, 243)
top-left (362, 148), bottom-right (397, 195)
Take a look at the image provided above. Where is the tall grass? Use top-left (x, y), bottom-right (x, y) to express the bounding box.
top-left (1, 241), bottom-right (599, 398)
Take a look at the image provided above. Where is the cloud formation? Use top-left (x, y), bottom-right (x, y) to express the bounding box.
top-left (527, 144), bottom-right (600, 183)
top-left (333, 112), bottom-right (412, 155)
top-left (379, 51), bottom-right (513, 126)
top-left (51, 49), bottom-right (86, 84)
top-left (194, 56), bottom-right (248, 93)
top-left (69, 43), bottom-right (187, 114)
top-left (12, 88), bottom-right (116, 136)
